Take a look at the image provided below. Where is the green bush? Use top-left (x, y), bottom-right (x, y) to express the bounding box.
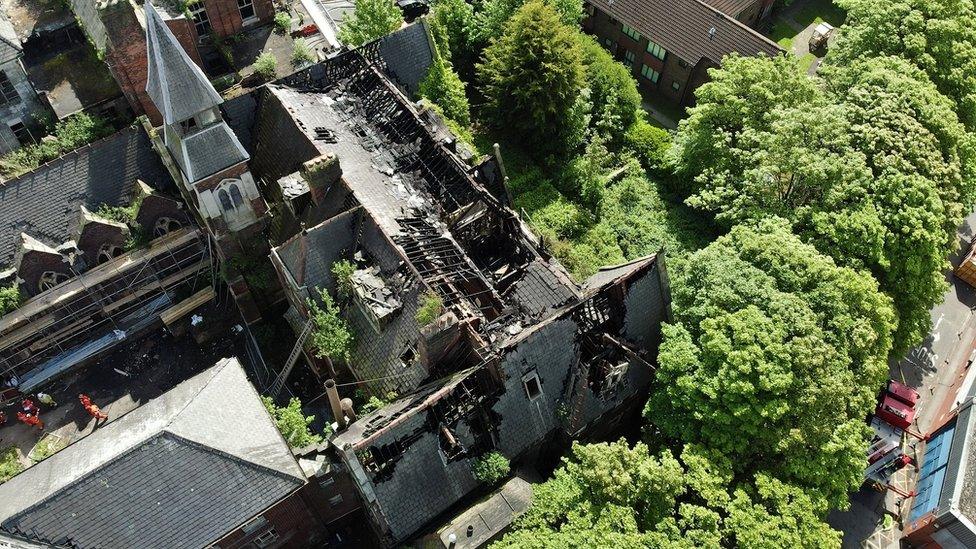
top-left (0, 447), bottom-right (23, 484)
top-left (331, 259), bottom-right (356, 300)
top-left (360, 391), bottom-right (397, 414)
top-left (308, 288), bottom-right (354, 361)
top-left (473, 451), bottom-right (510, 484)
top-left (624, 117), bottom-right (671, 172)
top-left (262, 396), bottom-right (327, 447)
top-left (0, 113), bottom-right (113, 179)
top-left (292, 38), bottom-right (315, 67)
top-left (274, 11), bottom-right (292, 34)
top-left (419, 55), bottom-right (471, 126)
top-left (210, 73), bottom-right (238, 92)
top-left (415, 291), bottom-right (445, 326)
top-left (253, 52), bottom-right (278, 81)
top-left (0, 284), bottom-right (22, 317)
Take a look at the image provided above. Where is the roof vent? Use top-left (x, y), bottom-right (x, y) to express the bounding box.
top-left (708, 27), bottom-right (717, 40)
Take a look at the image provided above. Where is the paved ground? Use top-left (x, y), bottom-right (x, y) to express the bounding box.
top-left (0, 302), bottom-right (248, 477)
top-left (768, 0), bottom-right (845, 74)
top-left (828, 210), bottom-right (976, 547)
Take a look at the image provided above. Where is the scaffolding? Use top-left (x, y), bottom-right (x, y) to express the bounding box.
top-left (0, 228), bottom-right (211, 392)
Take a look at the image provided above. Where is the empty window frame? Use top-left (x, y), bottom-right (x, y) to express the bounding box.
top-left (253, 527), bottom-right (279, 548)
top-left (646, 40), bottom-right (666, 60)
top-left (0, 71), bottom-right (18, 106)
top-left (8, 120), bottom-right (32, 145)
top-left (189, 3), bottom-right (211, 36)
top-left (621, 24), bottom-right (641, 42)
top-left (522, 372), bottom-right (542, 401)
top-left (238, 0), bottom-right (256, 21)
top-left (623, 50), bottom-right (636, 68)
top-left (641, 64), bottom-right (660, 84)
top-left (328, 494), bottom-right (344, 507)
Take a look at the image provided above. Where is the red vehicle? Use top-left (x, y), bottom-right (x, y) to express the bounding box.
top-left (876, 394), bottom-right (916, 430)
top-left (886, 380), bottom-right (920, 407)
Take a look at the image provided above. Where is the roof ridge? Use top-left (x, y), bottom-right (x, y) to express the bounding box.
top-left (0, 125), bottom-right (142, 189)
top-left (161, 431), bottom-right (306, 484)
top-left (162, 356), bottom-right (233, 430)
top-left (692, 0), bottom-right (785, 52)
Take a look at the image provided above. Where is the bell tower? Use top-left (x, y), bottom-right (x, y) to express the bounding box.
top-left (144, 2), bottom-right (267, 246)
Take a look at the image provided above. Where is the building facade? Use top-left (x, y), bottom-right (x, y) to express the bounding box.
top-left (582, 0), bottom-right (782, 106)
top-left (0, 12), bottom-right (48, 153)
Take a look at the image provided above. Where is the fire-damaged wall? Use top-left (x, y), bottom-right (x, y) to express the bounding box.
top-left (332, 256), bottom-right (671, 545)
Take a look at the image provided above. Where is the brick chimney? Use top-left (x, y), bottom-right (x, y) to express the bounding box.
top-left (300, 154), bottom-right (342, 207)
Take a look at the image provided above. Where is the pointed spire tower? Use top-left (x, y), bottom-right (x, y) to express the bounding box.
top-left (144, 2), bottom-right (267, 245)
top-left (145, 1), bottom-right (248, 184)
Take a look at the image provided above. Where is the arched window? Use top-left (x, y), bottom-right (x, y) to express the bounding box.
top-left (38, 271), bottom-right (70, 292)
top-left (218, 189), bottom-right (234, 212)
top-left (229, 184), bottom-right (245, 208)
top-left (96, 243), bottom-right (123, 265)
top-left (153, 217), bottom-right (183, 238)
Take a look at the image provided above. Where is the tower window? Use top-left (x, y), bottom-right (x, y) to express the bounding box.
top-left (229, 184), bottom-right (245, 208)
top-left (219, 189), bottom-right (234, 212)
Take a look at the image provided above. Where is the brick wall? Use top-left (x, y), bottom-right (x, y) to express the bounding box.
top-left (215, 487), bottom-right (326, 548)
top-left (202, 0), bottom-right (274, 37)
top-left (0, 58), bottom-right (46, 154)
top-left (100, 2), bottom-right (202, 125)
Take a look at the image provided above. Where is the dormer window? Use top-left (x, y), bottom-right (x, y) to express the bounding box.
top-left (180, 117), bottom-right (197, 133)
top-left (38, 271), bottom-right (70, 292)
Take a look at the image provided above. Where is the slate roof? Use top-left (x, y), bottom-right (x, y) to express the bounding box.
top-left (0, 358), bottom-right (306, 549)
top-left (0, 10), bottom-right (21, 63)
top-left (178, 122), bottom-right (249, 181)
top-left (374, 21), bottom-right (434, 96)
top-left (0, 126), bottom-right (171, 271)
top-left (588, 0), bottom-right (783, 65)
top-left (145, 2), bottom-right (223, 125)
top-left (702, 0), bottom-right (762, 19)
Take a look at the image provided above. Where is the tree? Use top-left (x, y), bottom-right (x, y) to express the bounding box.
top-left (331, 260), bottom-right (356, 301)
top-left (725, 474), bottom-right (841, 549)
top-left (419, 54), bottom-right (471, 126)
top-left (830, 0), bottom-right (976, 129)
top-left (429, 0), bottom-right (477, 75)
top-left (308, 288), bottom-right (354, 374)
top-left (648, 220), bottom-right (895, 507)
top-left (415, 291), bottom-right (445, 326)
top-left (471, 0), bottom-right (583, 47)
top-left (579, 35), bottom-right (642, 141)
top-left (261, 396), bottom-right (327, 448)
top-left (472, 451), bottom-right (510, 484)
top-left (477, 0), bottom-right (587, 157)
top-left (0, 285), bottom-right (22, 317)
top-left (337, 0), bottom-right (402, 46)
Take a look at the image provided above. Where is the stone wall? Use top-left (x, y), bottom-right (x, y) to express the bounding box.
top-left (0, 58), bottom-right (45, 154)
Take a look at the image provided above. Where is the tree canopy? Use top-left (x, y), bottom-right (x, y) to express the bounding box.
top-left (337, 0), bottom-right (402, 46)
top-left (477, 0), bottom-right (587, 157)
top-left (648, 219), bottom-right (895, 507)
top-left (830, 0), bottom-right (976, 129)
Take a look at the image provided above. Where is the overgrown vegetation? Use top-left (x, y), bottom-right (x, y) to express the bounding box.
top-left (252, 52), bottom-right (278, 81)
top-left (337, 0), bottom-right (402, 46)
top-left (262, 396), bottom-right (328, 447)
top-left (360, 390), bottom-right (397, 415)
top-left (292, 38), bottom-right (315, 67)
top-left (0, 284), bottom-right (22, 317)
top-left (331, 260), bottom-right (356, 301)
top-left (0, 447), bottom-right (23, 484)
top-left (472, 451), bottom-right (510, 485)
top-left (308, 288), bottom-right (354, 364)
top-left (29, 435), bottom-right (66, 463)
top-left (0, 113), bottom-right (114, 180)
top-left (274, 11), bottom-right (292, 34)
top-left (415, 291), bottom-right (444, 326)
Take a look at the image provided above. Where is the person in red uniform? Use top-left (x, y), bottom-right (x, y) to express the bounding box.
top-left (16, 411), bottom-right (43, 430)
top-left (79, 393), bottom-right (108, 422)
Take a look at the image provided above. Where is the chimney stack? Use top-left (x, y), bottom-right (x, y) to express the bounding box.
top-left (325, 379), bottom-right (346, 430)
top-left (301, 154), bottom-right (342, 207)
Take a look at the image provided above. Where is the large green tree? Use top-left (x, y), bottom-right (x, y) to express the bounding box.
top-left (648, 219), bottom-right (895, 507)
top-left (419, 54), bottom-right (471, 126)
top-left (579, 35), bottom-right (642, 142)
top-left (477, 0), bottom-right (587, 156)
top-left (493, 440), bottom-right (841, 548)
top-left (830, 0), bottom-right (976, 129)
top-left (337, 0), bottom-right (402, 46)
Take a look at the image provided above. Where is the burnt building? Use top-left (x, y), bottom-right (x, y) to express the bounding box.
top-left (582, 0), bottom-right (783, 107)
top-left (209, 38), bottom-right (673, 544)
top-left (0, 358), bottom-right (330, 548)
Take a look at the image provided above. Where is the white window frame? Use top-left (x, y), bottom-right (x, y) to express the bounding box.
top-left (641, 64), bottom-right (661, 84)
top-left (238, 0), bottom-right (258, 24)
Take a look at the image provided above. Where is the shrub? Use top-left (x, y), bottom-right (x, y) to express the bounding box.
top-left (308, 288), bottom-right (354, 361)
top-left (0, 284), bottom-right (22, 317)
top-left (473, 451), bottom-right (510, 484)
top-left (331, 260), bottom-right (356, 300)
top-left (292, 38), bottom-right (315, 67)
top-left (0, 447), bottom-right (23, 484)
top-left (360, 391), bottom-right (397, 414)
top-left (415, 291), bottom-right (445, 326)
top-left (262, 396), bottom-right (327, 447)
top-left (624, 117), bottom-right (671, 172)
top-left (0, 113), bottom-right (114, 179)
top-left (253, 52), bottom-right (277, 81)
top-left (274, 11), bottom-right (292, 34)
top-left (418, 55), bottom-right (471, 126)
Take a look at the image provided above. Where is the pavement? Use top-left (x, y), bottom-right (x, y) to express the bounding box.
top-left (828, 209), bottom-right (976, 547)
top-left (0, 307), bottom-right (248, 478)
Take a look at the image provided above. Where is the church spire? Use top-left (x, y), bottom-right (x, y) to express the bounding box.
top-left (145, 1), bottom-right (222, 126)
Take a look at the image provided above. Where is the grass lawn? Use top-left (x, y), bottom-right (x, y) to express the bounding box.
top-left (770, 20), bottom-right (798, 49)
top-left (0, 446), bottom-right (24, 484)
top-left (793, 0), bottom-right (846, 27)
